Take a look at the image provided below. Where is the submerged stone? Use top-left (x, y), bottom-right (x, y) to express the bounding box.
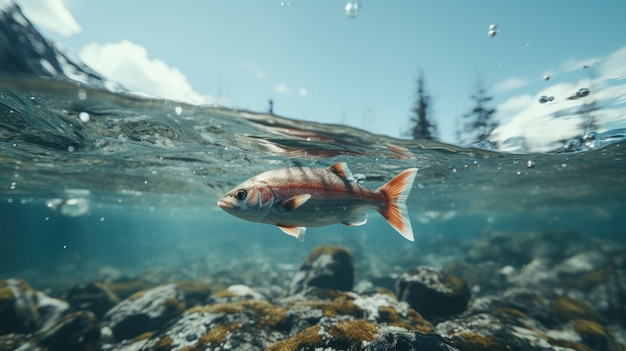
top-left (0, 278), bottom-right (41, 334)
top-left (103, 284), bottom-right (185, 340)
top-left (396, 266), bottom-right (470, 320)
top-left (290, 245), bottom-right (354, 295)
top-left (65, 282), bottom-right (119, 319)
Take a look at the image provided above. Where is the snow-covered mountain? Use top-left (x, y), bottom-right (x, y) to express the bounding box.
top-left (0, 1), bottom-right (123, 91)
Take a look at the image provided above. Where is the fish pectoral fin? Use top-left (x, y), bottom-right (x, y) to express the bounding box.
top-left (343, 213), bottom-right (367, 226)
top-left (280, 194), bottom-right (311, 212)
top-left (278, 225), bottom-right (306, 242)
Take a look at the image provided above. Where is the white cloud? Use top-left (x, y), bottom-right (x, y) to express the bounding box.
top-left (79, 40), bottom-right (213, 105)
top-left (600, 46), bottom-right (626, 80)
top-left (498, 94), bottom-right (533, 112)
top-left (492, 77), bottom-right (528, 93)
top-left (275, 83), bottom-right (290, 95)
top-left (17, 0), bottom-right (80, 37)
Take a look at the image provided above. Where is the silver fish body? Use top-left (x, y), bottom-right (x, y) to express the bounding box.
top-left (217, 163), bottom-right (417, 242)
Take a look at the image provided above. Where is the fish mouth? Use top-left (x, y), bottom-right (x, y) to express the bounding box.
top-left (217, 199), bottom-right (234, 209)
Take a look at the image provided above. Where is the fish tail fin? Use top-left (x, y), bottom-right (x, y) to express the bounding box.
top-left (377, 168), bottom-right (418, 241)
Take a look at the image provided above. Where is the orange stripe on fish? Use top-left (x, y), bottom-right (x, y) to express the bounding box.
top-left (217, 163), bottom-right (418, 242)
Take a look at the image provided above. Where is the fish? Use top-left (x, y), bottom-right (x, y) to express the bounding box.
top-left (216, 162), bottom-right (418, 242)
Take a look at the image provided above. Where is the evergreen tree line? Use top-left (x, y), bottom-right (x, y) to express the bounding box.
top-left (407, 71), bottom-right (598, 147)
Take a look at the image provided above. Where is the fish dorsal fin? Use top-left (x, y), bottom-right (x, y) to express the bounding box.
top-left (326, 162), bottom-right (356, 182)
top-left (278, 225), bottom-right (306, 242)
top-left (280, 194), bottom-right (311, 212)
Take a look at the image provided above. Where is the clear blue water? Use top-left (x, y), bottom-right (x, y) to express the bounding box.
top-left (1, 77), bottom-right (625, 293)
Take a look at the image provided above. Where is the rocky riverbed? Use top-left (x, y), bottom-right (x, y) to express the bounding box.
top-left (1, 229), bottom-right (625, 351)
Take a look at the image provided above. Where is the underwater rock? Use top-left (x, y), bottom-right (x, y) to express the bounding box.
top-left (364, 332), bottom-right (460, 351)
top-left (35, 291), bottom-right (70, 331)
top-left (436, 313), bottom-right (546, 351)
top-left (468, 229), bottom-right (594, 267)
top-left (468, 287), bottom-right (554, 326)
top-left (0, 278), bottom-right (41, 333)
top-left (174, 281), bottom-right (213, 308)
top-left (103, 284), bottom-right (185, 340)
top-left (396, 266), bottom-right (470, 321)
top-left (290, 245), bottom-right (354, 295)
top-left (65, 282), bottom-right (119, 319)
top-left (17, 311), bottom-right (100, 351)
top-left (136, 287), bottom-right (432, 351)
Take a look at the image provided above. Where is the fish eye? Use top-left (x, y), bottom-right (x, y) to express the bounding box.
top-left (234, 189), bottom-right (247, 200)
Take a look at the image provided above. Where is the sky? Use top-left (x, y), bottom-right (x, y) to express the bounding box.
top-left (12, 0), bottom-right (626, 150)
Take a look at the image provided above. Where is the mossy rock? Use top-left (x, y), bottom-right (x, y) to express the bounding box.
top-left (550, 297), bottom-right (605, 325)
top-left (267, 319), bottom-right (377, 351)
top-left (574, 319), bottom-right (621, 351)
top-left (188, 299), bottom-right (287, 330)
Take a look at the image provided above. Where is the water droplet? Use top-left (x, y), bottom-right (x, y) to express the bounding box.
top-left (516, 171), bottom-right (521, 175)
top-left (144, 180), bottom-right (148, 184)
top-left (280, 1), bottom-right (290, 6)
top-left (543, 75), bottom-right (550, 81)
top-left (79, 112), bottom-right (90, 122)
top-left (175, 106), bottom-right (182, 116)
top-left (45, 217), bottom-right (49, 221)
top-left (527, 160), bottom-right (535, 168)
top-left (77, 89), bottom-right (87, 100)
top-left (100, 217), bottom-right (105, 222)
top-left (345, 0), bottom-right (359, 18)
top-left (538, 95), bottom-right (553, 104)
top-left (487, 24), bottom-right (499, 38)
top-left (67, 145), bottom-right (75, 152)
top-left (7, 198), bottom-right (13, 203)
top-left (63, 245), bottom-right (67, 249)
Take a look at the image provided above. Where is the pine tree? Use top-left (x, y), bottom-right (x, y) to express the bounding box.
top-left (408, 71), bottom-right (437, 139)
top-left (459, 82), bottom-right (497, 144)
top-left (578, 99), bottom-right (599, 134)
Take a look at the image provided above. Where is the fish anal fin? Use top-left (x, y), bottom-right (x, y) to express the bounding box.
top-left (378, 168), bottom-right (418, 241)
top-left (343, 212), bottom-right (367, 226)
top-left (326, 162), bottom-right (355, 182)
top-left (281, 194), bottom-right (311, 212)
top-left (278, 225), bottom-right (306, 242)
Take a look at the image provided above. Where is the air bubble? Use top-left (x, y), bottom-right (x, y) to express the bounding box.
top-left (175, 106), bottom-right (182, 116)
top-left (60, 198), bottom-right (90, 217)
top-left (543, 75), bottom-right (550, 81)
top-left (77, 89), bottom-right (87, 100)
top-left (67, 145), bottom-right (75, 152)
top-left (79, 112), bottom-right (90, 122)
top-left (527, 160), bottom-right (535, 168)
top-left (345, 0), bottom-right (359, 18)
